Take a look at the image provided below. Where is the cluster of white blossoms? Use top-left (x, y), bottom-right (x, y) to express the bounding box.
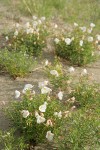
top-left (54, 23), bottom-right (96, 49)
top-left (7, 16), bottom-right (46, 40)
top-left (14, 82), bottom-right (54, 142)
top-left (50, 70), bottom-right (59, 77)
top-left (14, 65), bottom-right (89, 142)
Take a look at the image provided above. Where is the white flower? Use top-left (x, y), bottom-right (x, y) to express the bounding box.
top-left (21, 110), bottom-right (30, 118)
top-left (5, 36), bottom-right (9, 41)
top-left (26, 28), bottom-right (34, 34)
top-left (65, 38), bottom-right (72, 45)
top-left (79, 40), bottom-right (83, 46)
top-left (57, 91), bottom-right (63, 100)
top-left (33, 21), bottom-right (38, 28)
top-left (41, 16), bottom-right (46, 21)
top-left (71, 37), bottom-right (74, 41)
top-left (57, 111), bottom-right (62, 119)
top-left (22, 84), bottom-right (33, 93)
top-left (80, 26), bottom-right (86, 32)
top-left (50, 70), bottom-right (59, 77)
top-left (36, 115), bottom-right (46, 124)
top-left (92, 51), bottom-right (94, 56)
top-left (41, 86), bottom-right (52, 94)
top-left (45, 59), bottom-right (49, 66)
top-left (68, 67), bottom-right (75, 73)
top-left (90, 23), bottom-right (95, 28)
top-left (38, 20), bottom-right (42, 25)
top-left (32, 90), bottom-right (35, 95)
top-left (54, 24), bottom-right (58, 28)
top-left (33, 16), bottom-right (37, 20)
top-left (74, 22), bottom-right (78, 27)
top-left (96, 34), bottom-right (100, 41)
top-left (54, 38), bottom-right (60, 44)
top-left (87, 28), bottom-right (92, 34)
top-left (38, 81), bottom-right (48, 89)
top-left (25, 22), bottom-right (30, 28)
top-left (46, 131), bottom-right (54, 141)
top-left (16, 23), bottom-right (20, 28)
top-left (15, 90), bottom-right (20, 99)
top-left (14, 30), bottom-right (18, 36)
top-left (88, 36), bottom-right (93, 42)
top-left (81, 69), bottom-right (87, 75)
top-left (54, 111), bottom-right (62, 119)
top-left (35, 111), bottom-right (39, 118)
top-left (39, 102), bottom-right (48, 112)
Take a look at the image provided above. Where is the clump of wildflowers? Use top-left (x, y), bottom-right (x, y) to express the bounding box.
top-left (4, 16), bottom-right (48, 56)
top-left (54, 23), bottom-right (99, 66)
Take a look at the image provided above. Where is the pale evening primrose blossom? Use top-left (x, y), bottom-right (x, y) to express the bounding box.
top-left (57, 91), bottom-right (63, 100)
top-left (90, 23), bottom-right (95, 28)
top-left (54, 111), bottom-right (62, 119)
top-left (46, 131), bottom-right (54, 142)
top-left (54, 38), bottom-right (60, 44)
top-left (54, 24), bottom-right (58, 28)
top-left (39, 102), bottom-right (48, 112)
top-left (38, 20), bottom-right (42, 25)
top-left (65, 38), bottom-right (72, 45)
top-left (74, 22), bottom-right (78, 27)
top-left (22, 84), bottom-right (34, 93)
top-left (14, 30), bottom-right (18, 36)
top-left (45, 59), bottom-right (49, 66)
top-left (50, 70), bottom-right (59, 77)
top-left (41, 17), bottom-right (46, 21)
top-left (38, 81), bottom-right (48, 89)
top-left (80, 26), bottom-right (86, 32)
top-left (79, 40), bottom-right (83, 46)
top-left (26, 28), bottom-right (34, 34)
top-left (21, 110), bottom-right (30, 118)
top-left (68, 67), bottom-right (75, 73)
top-left (35, 111), bottom-right (39, 118)
top-left (36, 115), bottom-right (46, 124)
top-left (5, 36), bottom-right (9, 41)
top-left (25, 22), bottom-right (30, 28)
top-left (16, 23), bottom-right (20, 28)
top-left (87, 28), bottom-right (92, 34)
top-left (41, 86), bottom-right (52, 94)
top-left (88, 36), bottom-right (93, 42)
top-left (33, 21), bottom-right (38, 28)
top-left (15, 90), bottom-right (20, 99)
top-left (81, 69), bottom-right (88, 75)
top-left (96, 34), bottom-right (100, 41)
top-left (32, 16), bottom-right (37, 20)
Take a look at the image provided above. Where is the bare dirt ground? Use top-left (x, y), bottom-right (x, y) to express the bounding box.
top-left (0, 0), bottom-right (100, 137)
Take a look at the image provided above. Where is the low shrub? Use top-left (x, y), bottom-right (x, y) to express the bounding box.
top-left (56, 109), bottom-right (100, 150)
top-left (6, 83), bottom-right (69, 148)
top-left (54, 23), bottom-right (99, 66)
top-left (0, 50), bottom-right (35, 78)
top-left (4, 16), bottom-right (48, 56)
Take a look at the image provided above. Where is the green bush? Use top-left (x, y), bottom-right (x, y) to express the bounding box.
top-left (0, 50), bottom-right (35, 78)
top-left (54, 23), bottom-right (98, 66)
top-left (7, 86), bottom-right (67, 148)
top-left (5, 17), bottom-right (48, 56)
top-left (56, 109), bottom-right (100, 150)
